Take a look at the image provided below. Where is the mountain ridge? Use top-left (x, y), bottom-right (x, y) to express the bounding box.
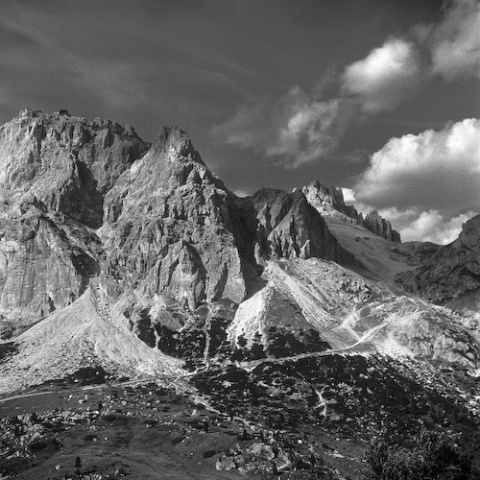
top-left (0, 109), bottom-right (476, 382)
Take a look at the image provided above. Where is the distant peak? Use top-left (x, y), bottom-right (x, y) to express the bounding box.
top-left (155, 125), bottom-right (205, 165)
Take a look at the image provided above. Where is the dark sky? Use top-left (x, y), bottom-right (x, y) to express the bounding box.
top-left (1, 0), bottom-right (479, 242)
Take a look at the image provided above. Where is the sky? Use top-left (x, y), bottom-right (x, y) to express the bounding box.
top-left (1, 0), bottom-right (479, 244)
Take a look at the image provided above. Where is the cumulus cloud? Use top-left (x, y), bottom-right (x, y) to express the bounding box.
top-left (377, 208), bottom-right (478, 244)
top-left (213, 85), bottom-right (354, 168)
top-left (350, 118), bottom-right (480, 244)
top-left (428, 0), bottom-right (480, 81)
top-left (342, 38), bottom-right (421, 113)
top-left (355, 118), bottom-right (480, 212)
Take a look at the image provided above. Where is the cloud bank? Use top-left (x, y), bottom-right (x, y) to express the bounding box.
top-left (352, 118), bottom-right (480, 243)
top-left (382, 208), bottom-right (478, 244)
top-left (355, 118), bottom-right (480, 212)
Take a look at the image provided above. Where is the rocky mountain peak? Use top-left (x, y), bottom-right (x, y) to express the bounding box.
top-left (155, 125), bottom-right (205, 166)
top-left (0, 108), bottom-right (150, 228)
top-left (457, 213), bottom-right (480, 250)
top-left (302, 180), bottom-right (401, 242)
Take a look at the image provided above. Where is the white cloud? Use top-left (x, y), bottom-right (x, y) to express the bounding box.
top-left (342, 187), bottom-right (356, 204)
top-left (213, 85), bottom-right (354, 168)
top-left (350, 118), bottom-right (480, 244)
top-left (429, 0), bottom-right (480, 81)
top-left (355, 118), bottom-right (480, 212)
top-left (377, 207), bottom-right (478, 244)
top-left (342, 38), bottom-right (420, 113)
top-left (265, 89), bottom-right (345, 167)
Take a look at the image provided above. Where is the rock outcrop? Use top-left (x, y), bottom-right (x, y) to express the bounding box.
top-left (0, 110), bottom-right (148, 333)
top-left (302, 181), bottom-right (363, 224)
top-left (101, 126), bottom-right (248, 310)
top-left (0, 108), bottom-right (149, 228)
top-left (237, 187), bottom-right (355, 266)
top-left (364, 211), bottom-right (401, 242)
top-left (395, 214), bottom-right (480, 310)
top-left (302, 181), bottom-right (401, 242)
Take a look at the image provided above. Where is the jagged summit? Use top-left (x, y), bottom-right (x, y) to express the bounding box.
top-left (155, 125), bottom-right (206, 166)
top-left (0, 108), bottom-right (150, 227)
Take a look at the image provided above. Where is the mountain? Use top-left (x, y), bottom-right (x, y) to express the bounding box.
top-left (396, 214), bottom-right (480, 312)
top-left (0, 111), bottom-right (479, 480)
top-left (302, 180), bottom-right (401, 242)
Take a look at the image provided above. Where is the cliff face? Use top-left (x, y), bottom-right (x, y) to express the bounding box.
top-left (237, 187), bottom-right (354, 266)
top-left (395, 214), bottom-right (480, 310)
top-left (0, 108), bottom-right (149, 228)
top-left (0, 110), bottom-right (148, 334)
top-left (363, 211), bottom-right (401, 243)
top-left (101, 126), bottom-right (247, 310)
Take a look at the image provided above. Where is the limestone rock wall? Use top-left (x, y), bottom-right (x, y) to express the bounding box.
top-left (0, 109), bottom-right (149, 228)
top-left (101, 126), bottom-right (247, 309)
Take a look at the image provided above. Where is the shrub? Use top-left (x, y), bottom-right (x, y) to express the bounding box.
top-left (364, 430), bottom-right (473, 480)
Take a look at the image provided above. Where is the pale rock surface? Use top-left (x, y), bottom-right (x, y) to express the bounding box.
top-left (0, 288), bottom-right (182, 394)
top-left (228, 257), bottom-right (480, 369)
top-left (302, 180), bottom-right (362, 224)
top-left (0, 110), bottom-right (148, 333)
top-left (101, 126), bottom-right (247, 311)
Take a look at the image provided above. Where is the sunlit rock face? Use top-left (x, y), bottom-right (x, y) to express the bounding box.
top-left (0, 108), bottom-right (149, 228)
top-left (396, 214), bottom-right (480, 310)
top-left (302, 180), bottom-right (362, 223)
top-left (101, 126), bottom-right (248, 309)
top-left (0, 110), bottom-right (148, 333)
